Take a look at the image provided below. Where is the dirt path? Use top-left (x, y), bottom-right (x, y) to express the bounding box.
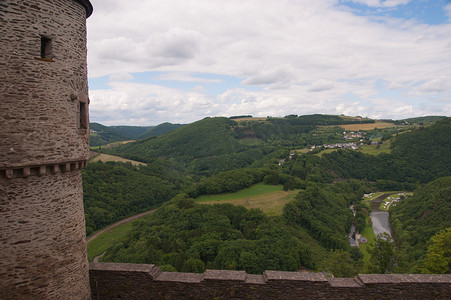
top-left (86, 209), bottom-right (156, 243)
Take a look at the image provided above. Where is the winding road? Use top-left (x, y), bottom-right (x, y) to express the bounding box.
top-left (86, 209), bottom-right (156, 243)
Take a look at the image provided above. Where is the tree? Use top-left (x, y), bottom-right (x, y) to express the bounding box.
top-left (420, 228), bottom-right (451, 274)
top-left (324, 249), bottom-right (361, 278)
top-left (368, 233), bottom-right (396, 274)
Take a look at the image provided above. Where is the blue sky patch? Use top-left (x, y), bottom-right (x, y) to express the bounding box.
top-left (339, 0), bottom-right (450, 25)
top-left (89, 72), bottom-right (263, 95)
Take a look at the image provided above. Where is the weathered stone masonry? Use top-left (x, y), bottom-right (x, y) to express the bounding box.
top-left (90, 263), bottom-right (451, 299)
top-left (0, 1), bottom-right (92, 299)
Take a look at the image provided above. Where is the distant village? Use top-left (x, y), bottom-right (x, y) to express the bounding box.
top-left (279, 131), bottom-right (372, 165)
top-left (312, 131), bottom-right (368, 151)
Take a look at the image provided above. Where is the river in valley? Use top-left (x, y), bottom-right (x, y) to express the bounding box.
top-left (370, 193), bottom-right (393, 238)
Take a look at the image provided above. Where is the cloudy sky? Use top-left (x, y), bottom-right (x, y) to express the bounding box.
top-left (87, 0), bottom-right (451, 126)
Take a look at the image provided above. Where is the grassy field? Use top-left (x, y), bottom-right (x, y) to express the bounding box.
top-left (90, 153), bottom-right (146, 166)
top-left (359, 220), bottom-right (377, 268)
top-left (363, 192), bottom-right (384, 201)
top-left (337, 122), bottom-right (398, 131)
top-left (196, 183), bottom-right (299, 216)
top-left (90, 140), bottom-right (135, 150)
top-left (378, 192), bottom-right (413, 211)
top-left (293, 148), bottom-right (312, 154)
top-left (314, 148), bottom-right (339, 157)
top-left (358, 141), bottom-right (392, 155)
top-left (87, 220), bottom-right (136, 261)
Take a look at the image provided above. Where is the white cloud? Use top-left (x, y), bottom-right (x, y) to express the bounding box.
top-left (416, 76), bottom-right (450, 94)
top-left (445, 3), bottom-right (451, 21)
top-left (88, 27), bottom-right (202, 76)
top-left (344, 0), bottom-right (411, 8)
top-left (156, 72), bottom-right (223, 84)
top-left (241, 66), bottom-right (296, 89)
top-left (308, 79), bottom-right (335, 92)
top-left (109, 73), bottom-right (133, 81)
top-left (87, 0), bottom-right (451, 124)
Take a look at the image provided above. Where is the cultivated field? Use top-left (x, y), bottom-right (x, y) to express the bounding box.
top-left (90, 140), bottom-right (135, 150)
top-left (233, 117), bottom-right (269, 123)
top-left (337, 122), bottom-right (399, 131)
top-left (90, 153), bottom-right (147, 166)
top-left (196, 183), bottom-right (299, 216)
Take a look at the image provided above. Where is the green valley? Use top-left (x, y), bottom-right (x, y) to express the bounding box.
top-left (84, 115), bottom-right (451, 277)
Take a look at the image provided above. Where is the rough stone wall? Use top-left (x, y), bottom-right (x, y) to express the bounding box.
top-left (90, 263), bottom-right (451, 299)
top-left (0, 0), bottom-right (90, 169)
top-left (0, 0), bottom-right (91, 299)
top-left (0, 171), bottom-right (90, 299)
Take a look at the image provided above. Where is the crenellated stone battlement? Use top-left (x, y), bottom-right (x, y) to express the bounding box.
top-left (0, 159), bottom-right (88, 179)
top-left (90, 262), bottom-right (451, 299)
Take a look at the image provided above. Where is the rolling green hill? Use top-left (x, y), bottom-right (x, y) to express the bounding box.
top-left (318, 118), bottom-right (451, 185)
top-left (84, 114), bottom-right (450, 277)
top-left (110, 117), bottom-right (246, 159)
top-left (138, 122), bottom-right (184, 139)
top-left (90, 123), bottom-right (131, 147)
top-left (396, 116), bottom-right (447, 125)
top-left (390, 176), bottom-right (451, 272)
top-left (89, 122), bottom-right (182, 147)
top-left (110, 125), bottom-right (153, 139)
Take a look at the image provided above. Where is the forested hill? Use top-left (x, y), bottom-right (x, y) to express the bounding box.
top-left (138, 122), bottom-right (184, 139)
top-left (395, 116), bottom-right (447, 125)
top-left (108, 114), bottom-right (378, 160)
top-left (109, 125), bottom-right (153, 139)
top-left (274, 114), bottom-right (374, 125)
top-left (390, 176), bottom-right (451, 273)
top-left (89, 122), bottom-right (182, 146)
top-left (110, 117), bottom-right (245, 159)
top-left (390, 117), bottom-right (451, 182)
top-left (319, 117), bottom-right (451, 185)
top-left (90, 123), bottom-right (132, 146)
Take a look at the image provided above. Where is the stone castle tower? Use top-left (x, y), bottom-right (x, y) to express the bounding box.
top-left (0, 1), bottom-right (93, 298)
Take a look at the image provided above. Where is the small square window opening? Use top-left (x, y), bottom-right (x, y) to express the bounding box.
top-left (79, 101), bottom-right (88, 129)
top-left (40, 36), bottom-right (52, 59)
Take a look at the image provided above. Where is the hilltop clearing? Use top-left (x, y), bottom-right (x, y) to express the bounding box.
top-left (334, 122), bottom-right (400, 131)
top-left (90, 153), bottom-right (146, 166)
top-left (195, 183), bottom-right (298, 216)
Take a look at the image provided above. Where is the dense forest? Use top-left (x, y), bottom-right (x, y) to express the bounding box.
top-left (84, 115), bottom-right (450, 276)
top-left (390, 176), bottom-right (451, 273)
top-left (83, 161), bottom-right (182, 235)
top-left (102, 196), bottom-right (321, 274)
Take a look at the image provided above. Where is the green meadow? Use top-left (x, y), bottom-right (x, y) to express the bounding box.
top-left (195, 183), bottom-right (299, 216)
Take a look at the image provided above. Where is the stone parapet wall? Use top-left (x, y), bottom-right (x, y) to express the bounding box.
top-left (90, 262), bottom-right (451, 299)
top-left (0, 0), bottom-right (90, 168)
